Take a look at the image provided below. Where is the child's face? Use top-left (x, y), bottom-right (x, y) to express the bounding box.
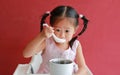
top-left (53, 18), bottom-right (76, 43)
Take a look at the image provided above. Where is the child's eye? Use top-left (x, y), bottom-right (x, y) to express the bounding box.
top-left (56, 29), bottom-right (61, 32)
top-left (65, 30), bottom-right (69, 33)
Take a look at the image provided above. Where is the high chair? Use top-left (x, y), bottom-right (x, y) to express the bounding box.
top-left (13, 52), bottom-right (43, 75)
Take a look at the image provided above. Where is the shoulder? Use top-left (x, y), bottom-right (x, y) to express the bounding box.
top-left (72, 40), bottom-right (81, 48)
top-left (71, 40), bottom-right (82, 53)
top-left (74, 40), bottom-right (82, 52)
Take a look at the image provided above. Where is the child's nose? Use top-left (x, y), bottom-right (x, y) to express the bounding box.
top-left (60, 32), bottom-right (65, 38)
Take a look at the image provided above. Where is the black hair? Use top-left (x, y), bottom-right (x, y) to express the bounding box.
top-left (40, 5), bottom-right (89, 48)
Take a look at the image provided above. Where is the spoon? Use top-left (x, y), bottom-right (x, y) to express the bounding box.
top-left (43, 23), bottom-right (66, 43)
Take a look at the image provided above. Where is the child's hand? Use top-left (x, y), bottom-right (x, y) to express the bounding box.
top-left (42, 25), bottom-right (54, 38)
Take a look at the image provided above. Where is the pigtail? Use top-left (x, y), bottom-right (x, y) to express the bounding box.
top-left (78, 14), bottom-right (89, 36)
top-left (69, 14), bottom-right (89, 48)
top-left (40, 11), bottom-right (50, 32)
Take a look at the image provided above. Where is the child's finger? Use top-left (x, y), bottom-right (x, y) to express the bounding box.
top-left (47, 26), bottom-right (54, 33)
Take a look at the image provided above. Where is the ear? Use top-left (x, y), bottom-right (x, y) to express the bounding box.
top-left (74, 25), bottom-right (79, 34)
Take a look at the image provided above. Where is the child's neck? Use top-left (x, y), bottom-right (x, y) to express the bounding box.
top-left (55, 42), bottom-right (69, 50)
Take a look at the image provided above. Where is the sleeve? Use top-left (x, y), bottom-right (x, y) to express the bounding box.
top-left (71, 40), bottom-right (80, 54)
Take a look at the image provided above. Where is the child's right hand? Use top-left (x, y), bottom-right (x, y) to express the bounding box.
top-left (42, 25), bottom-right (54, 38)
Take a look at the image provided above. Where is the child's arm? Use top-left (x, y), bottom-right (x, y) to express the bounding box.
top-left (23, 25), bottom-right (54, 58)
top-left (23, 32), bottom-right (46, 58)
top-left (75, 43), bottom-right (93, 75)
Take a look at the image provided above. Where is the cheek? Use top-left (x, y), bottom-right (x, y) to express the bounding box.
top-left (66, 33), bottom-right (74, 41)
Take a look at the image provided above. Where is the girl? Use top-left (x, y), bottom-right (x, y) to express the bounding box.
top-left (23, 5), bottom-right (93, 75)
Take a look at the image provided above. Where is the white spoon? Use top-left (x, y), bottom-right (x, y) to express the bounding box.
top-left (43, 23), bottom-right (66, 43)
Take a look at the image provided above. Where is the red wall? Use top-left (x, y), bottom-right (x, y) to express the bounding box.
top-left (0, 0), bottom-right (120, 75)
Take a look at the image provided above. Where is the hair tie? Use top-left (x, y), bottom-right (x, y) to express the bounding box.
top-left (46, 11), bottom-right (51, 15)
top-left (79, 14), bottom-right (84, 18)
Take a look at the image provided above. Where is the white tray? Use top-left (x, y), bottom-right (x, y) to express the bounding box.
top-left (13, 64), bottom-right (50, 75)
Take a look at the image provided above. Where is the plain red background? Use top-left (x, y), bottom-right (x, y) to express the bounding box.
top-left (0, 0), bottom-right (120, 75)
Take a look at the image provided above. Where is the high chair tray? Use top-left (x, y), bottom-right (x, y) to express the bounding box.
top-left (13, 64), bottom-right (75, 75)
top-left (13, 64), bottom-right (50, 75)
